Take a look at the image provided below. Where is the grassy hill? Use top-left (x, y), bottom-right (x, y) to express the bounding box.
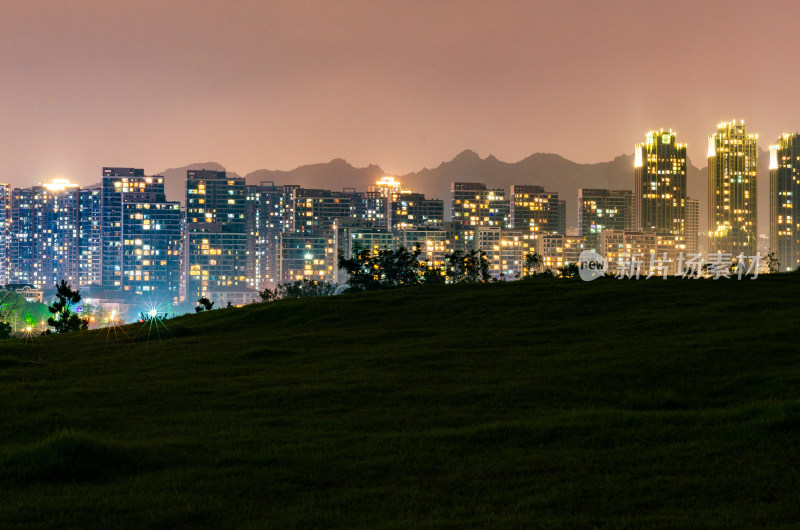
top-left (1, 277), bottom-right (799, 528)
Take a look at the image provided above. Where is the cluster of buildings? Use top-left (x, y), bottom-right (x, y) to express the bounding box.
top-left (1, 119), bottom-right (799, 313)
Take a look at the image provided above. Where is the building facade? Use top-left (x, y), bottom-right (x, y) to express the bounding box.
top-left (509, 185), bottom-right (563, 235)
top-left (101, 167), bottom-right (164, 289)
top-left (685, 198), bottom-right (700, 255)
top-left (577, 188), bottom-right (634, 250)
top-left (0, 184), bottom-right (9, 285)
top-left (708, 121), bottom-right (758, 257)
top-left (278, 232), bottom-right (338, 285)
top-left (388, 192), bottom-right (444, 230)
top-left (79, 185), bottom-right (102, 286)
top-left (769, 133), bottom-right (800, 271)
top-left (478, 227), bottom-right (536, 280)
top-left (121, 198), bottom-right (182, 299)
top-left (634, 130), bottom-right (687, 235)
top-left (185, 169), bottom-right (248, 301)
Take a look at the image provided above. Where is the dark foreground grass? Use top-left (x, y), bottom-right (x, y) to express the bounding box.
top-left (1, 276), bottom-right (799, 528)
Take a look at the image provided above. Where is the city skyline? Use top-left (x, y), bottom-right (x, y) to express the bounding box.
top-left (4, 1), bottom-right (800, 188)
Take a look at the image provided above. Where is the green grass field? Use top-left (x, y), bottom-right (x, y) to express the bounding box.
top-left (1, 276), bottom-right (799, 528)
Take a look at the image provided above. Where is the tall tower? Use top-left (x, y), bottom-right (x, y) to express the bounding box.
top-left (451, 183), bottom-right (509, 230)
top-left (634, 130), bottom-right (687, 235)
top-left (509, 185), bottom-right (562, 235)
top-left (708, 121), bottom-right (758, 257)
top-left (685, 198), bottom-right (699, 255)
top-left (451, 182), bottom-right (509, 250)
top-left (578, 188), bottom-right (634, 250)
top-left (769, 133), bottom-right (800, 271)
top-left (79, 185), bottom-right (102, 286)
top-left (101, 167), bottom-right (149, 288)
top-left (101, 168), bottom-right (180, 295)
top-left (0, 184), bottom-right (9, 285)
top-left (184, 169), bottom-right (247, 301)
top-left (6, 181), bottom-right (81, 289)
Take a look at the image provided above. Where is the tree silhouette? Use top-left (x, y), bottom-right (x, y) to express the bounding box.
top-left (765, 250), bottom-right (780, 273)
top-left (195, 297), bottom-right (215, 312)
top-left (259, 279), bottom-right (335, 301)
top-left (524, 252), bottom-right (543, 277)
top-left (0, 320), bottom-right (11, 339)
top-left (446, 250), bottom-right (489, 283)
top-left (559, 263), bottom-right (579, 278)
top-left (338, 244), bottom-right (425, 292)
top-left (47, 280), bottom-right (89, 333)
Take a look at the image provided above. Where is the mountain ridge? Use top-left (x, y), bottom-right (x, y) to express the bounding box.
top-left (156, 148), bottom-right (773, 233)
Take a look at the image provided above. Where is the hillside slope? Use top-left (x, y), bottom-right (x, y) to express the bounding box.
top-left (1, 277), bottom-right (799, 528)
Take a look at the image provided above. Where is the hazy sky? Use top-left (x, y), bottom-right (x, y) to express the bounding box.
top-left (2, 0), bottom-right (800, 187)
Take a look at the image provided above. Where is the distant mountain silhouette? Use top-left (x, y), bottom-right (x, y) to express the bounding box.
top-left (158, 162), bottom-right (241, 204)
top-left (243, 158), bottom-right (385, 192)
top-left (158, 147), bottom-right (774, 234)
top-left (402, 149), bottom-right (631, 227)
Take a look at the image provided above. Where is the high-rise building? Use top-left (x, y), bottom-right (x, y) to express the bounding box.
top-left (369, 176), bottom-right (407, 198)
top-left (289, 188), bottom-right (356, 234)
top-left (338, 222), bottom-right (394, 257)
top-left (99, 170), bottom-right (182, 297)
top-left (477, 227), bottom-right (536, 280)
top-left (39, 180), bottom-right (81, 289)
top-left (685, 198), bottom-right (700, 255)
top-left (335, 221), bottom-right (395, 284)
top-left (101, 167), bottom-right (165, 289)
top-left (79, 185), bottom-right (102, 286)
top-left (388, 192), bottom-right (444, 229)
top-left (0, 184), bottom-right (9, 285)
top-left (599, 230), bottom-right (657, 276)
top-left (120, 198), bottom-right (182, 299)
top-left (634, 130), bottom-right (687, 235)
top-left (509, 185), bottom-right (563, 235)
top-left (8, 188), bottom-right (34, 285)
top-left (577, 188), bottom-right (634, 250)
top-left (563, 235), bottom-right (587, 266)
top-left (278, 232), bottom-right (338, 284)
top-left (394, 227), bottom-right (450, 273)
top-left (4, 181), bottom-right (82, 289)
top-left (770, 133), bottom-right (800, 271)
top-left (351, 190), bottom-right (388, 228)
top-left (255, 183), bottom-right (296, 289)
top-left (451, 182), bottom-right (509, 229)
top-left (451, 182), bottom-right (509, 250)
top-left (708, 121), bottom-right (758, 257)
top-left (185, 170), bottom-right (248, 301)
top-left (536, 234), bottom-right (565, 271)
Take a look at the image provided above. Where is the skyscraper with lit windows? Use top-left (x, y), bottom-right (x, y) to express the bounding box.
top-left (185, 169), bottom-right (248, 301)
top-left (634, 130), bottom-right (687, 235)
top-left (8, 188), bottom-right (34, 285)
top-left (578, 188), bottom-right (634, 250)
top-left (708, 121), bottom-right (758, 257)
top-left (121, 198), bottom-right (182, 299)
top-left (451, 182), bottom-right (509, 229)
top-left (509, 185), bottom-right (564, 235)
top-left (101, 167), bottom-right (165, 289)
top-left (451, 182), bottom-right (509, 250)
top-left (685, 198), bottom-right (699, 255)
top-left (769, 133), bottom-right (800, 271)
top-left (0, 184), bottom-right (9, 285)
top-left (100, 169), bottom-right (181, 296)
top-left (79, 185), bottom-right (102, 286)
top-left (5, 181), bottom-right (81, 289)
